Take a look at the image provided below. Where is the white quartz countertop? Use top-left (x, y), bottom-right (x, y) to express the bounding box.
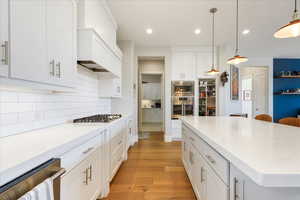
top-left (181, 116), bottom-right (300, 187)
top-left (0, 116), bottom-right (128, 186)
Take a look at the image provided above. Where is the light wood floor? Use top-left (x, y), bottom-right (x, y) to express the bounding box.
top-left (103, 132), bottom-right (196, 200)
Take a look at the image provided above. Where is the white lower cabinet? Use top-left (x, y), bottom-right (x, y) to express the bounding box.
top-left (230, 165), bottom-right (300, 200)
top-left (183, 124), bottom-right (228, 200)
top-left (61, 147), bottom-right (101, 200)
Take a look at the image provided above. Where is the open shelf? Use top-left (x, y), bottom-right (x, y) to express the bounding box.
top-left (274, 75), bottom-right (300, 79)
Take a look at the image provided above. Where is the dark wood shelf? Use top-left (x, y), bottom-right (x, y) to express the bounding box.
top-left (274, 75), bottom-right (300, 79)
top-left (274, 93), bottom-right (300, 95)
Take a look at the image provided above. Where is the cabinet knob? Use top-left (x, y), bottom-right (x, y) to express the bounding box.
top-left (205, 155), bottom-right (216, 164)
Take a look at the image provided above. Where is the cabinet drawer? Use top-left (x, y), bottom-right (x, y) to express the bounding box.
top-left (110, 132), bottom-right (123, 153)
top-left (60, 134), bottom-right (101, 172)
top-left (201, 139), bottom-right (229, 185)
top-left (111, 142), bottom-right (124, 177)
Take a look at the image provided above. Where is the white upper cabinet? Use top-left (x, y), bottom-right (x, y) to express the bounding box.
top-left (46, 0), bottom-right (77, 87)
top-left (10, 0), bottom-right (49, 83)
top-left (8, 0), bottom-right (76, 87)
top-left (98, 73), bottom-right (122, 98)
top-left (171, 52), bottom-right (196, 81)
top-left (0, 0), bottom-right (9, 77)
top-left (171, 48), bottom-right (218, 80)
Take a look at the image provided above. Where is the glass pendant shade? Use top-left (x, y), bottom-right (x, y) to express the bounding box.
top-left (227, 55), bottom-right (248, 65)
top-left (274, 19), bottom-right (300, 38)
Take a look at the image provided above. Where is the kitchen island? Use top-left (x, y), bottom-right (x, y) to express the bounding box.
top-left (181, 116), bottom-right (300, 200)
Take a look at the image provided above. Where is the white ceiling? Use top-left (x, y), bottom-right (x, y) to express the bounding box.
top-left (108, 0), bottom-right (300, 57)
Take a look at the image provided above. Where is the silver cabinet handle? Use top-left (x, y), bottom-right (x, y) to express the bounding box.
top-left (82, 147), bottom-right (94, 154)
top-left (88, 165), bottom-right (92, 181)
top-left (118, 140), bottom-right (122, 145)
top-left (200, 167), bottom-right (205, 183)
top-left (205, 155), bottom-right (216, 164)
top-left (49, 60), bottom-right (55, 76)
top-left (1, 41), bottom-right (8, 65)
top-left (233, 177), bottom-right (244, 200)
top-left (56, 62), bottom-right (61, 78)
top-left (83, 168), bottom-right (89, 185)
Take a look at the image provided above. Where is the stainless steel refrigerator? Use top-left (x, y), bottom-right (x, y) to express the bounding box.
top-left (171, 81), bottom-right (195, 119)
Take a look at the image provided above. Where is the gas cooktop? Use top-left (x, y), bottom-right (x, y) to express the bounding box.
top-left (73, 114), bottom-right (122, 123)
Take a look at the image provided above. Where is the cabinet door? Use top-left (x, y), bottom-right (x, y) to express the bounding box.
top-left (194, 151), bottom-right (207, 200)
top-left (9, 0), bottom-right (49, 83)
top-left (61, 154), bottom-right (90, 200)
top-left (0, 0), bottom-right (9, 77)
top-left (83, 148), bottom-right (101, 200)
top-left (46, 0), bottom-right (76, 87)
top-left (205, 161), bottom-right (228, 200)
top-left (172, 52), bottom-right (196, 80)
top-left (61, 148), bottom-right (101, 200)
top-left (113, 78), bottom-right (122, 97)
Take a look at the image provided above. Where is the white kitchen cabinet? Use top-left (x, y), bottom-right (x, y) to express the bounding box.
top-left (46, 0), bottom-right (76, 87)
top-left (0, 0), bottom-right (9, 77)
top-left (230, 165), bottom-right (300, 200)
top-left (9, 0), bottom-right (49, 83)
top-left (61, 147), bottom-right (101, 200)
top-left (183, 124), bottom-right (229, 200)
top-left (171, 52), bottom-right (196, 81)
top-left (205, 159), bottom-right (228, 200)
top-left (9, 0), bottom-right (76, 87)
top-left (98, 73), bottom-right (122, 98)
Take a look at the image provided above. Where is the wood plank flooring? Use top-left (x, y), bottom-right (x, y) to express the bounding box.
top-left (103, 133), bottom-right (196, 200)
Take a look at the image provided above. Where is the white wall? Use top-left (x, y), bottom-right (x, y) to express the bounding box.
top-left (218, 45), bottom-right (273, 117)
top-left (135, 47), bottom-right (172, 142)
top-left (0, 66), bottom-right (111, 137)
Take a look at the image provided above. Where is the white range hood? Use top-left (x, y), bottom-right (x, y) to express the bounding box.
top-left (77, 28), bottom-right (122, 78)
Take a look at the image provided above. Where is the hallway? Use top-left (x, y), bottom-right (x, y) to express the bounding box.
top-left (103, 133), bottom-right (196, 200)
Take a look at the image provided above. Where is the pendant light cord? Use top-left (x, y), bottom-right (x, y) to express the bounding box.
top-left (295, 0), bottom-right (298, 12)
top-left (212, 10), bottom-right (215, 69)
top-left (235, 0), bottom-right (239, 55)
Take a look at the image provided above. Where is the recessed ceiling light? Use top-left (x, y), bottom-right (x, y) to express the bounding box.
top-left (194, 29), bottom-right (201, 35)
top-left (146, 28), bottom-right (153, 34)
top-left (242, 29), bottom-right (250, 35)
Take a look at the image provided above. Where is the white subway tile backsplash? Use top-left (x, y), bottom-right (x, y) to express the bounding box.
top-left (0, 91), bottom-right (18, 102)
top-left (0, 66), bottom-right (112, 137)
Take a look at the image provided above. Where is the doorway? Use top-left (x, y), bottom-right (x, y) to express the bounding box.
top-left (240, 67), bottom-right (269, 118)
top-left (138, 57), bottom-right (165, 139)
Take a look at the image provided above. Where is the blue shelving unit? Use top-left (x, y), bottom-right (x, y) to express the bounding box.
top-left (273, 58), bottom-right (300, 122)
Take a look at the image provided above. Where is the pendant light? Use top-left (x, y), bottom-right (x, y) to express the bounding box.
top-left (274, 0), bottom-right (300, 38)
top-left (227, 0), bottom-right (248, 65)
top-left (207, 8), bottom-right (220, 75)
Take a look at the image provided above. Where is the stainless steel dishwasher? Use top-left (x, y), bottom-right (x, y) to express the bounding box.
top-left (0, 158), bottom-right (65, 200)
